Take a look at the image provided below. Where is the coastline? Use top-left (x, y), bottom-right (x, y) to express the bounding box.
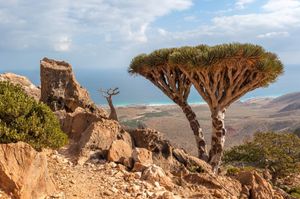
top-left (99, 95), bottom-right (279, 108)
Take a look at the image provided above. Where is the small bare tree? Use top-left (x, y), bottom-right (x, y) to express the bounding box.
top-left (100, 87), bottom-right (120, 121)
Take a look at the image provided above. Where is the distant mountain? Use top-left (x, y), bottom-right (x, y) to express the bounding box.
top-left (242, 97), bottom-right (273, 106)
top-left (279, 102), bottom-right (300, 112)
top-left (264, 92), bottom-right (300, 110)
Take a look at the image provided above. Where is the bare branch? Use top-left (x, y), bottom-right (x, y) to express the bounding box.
top-left (99, 87), bottom-right (119, 121)
top-left (99, 87), bottom-right (120, 98)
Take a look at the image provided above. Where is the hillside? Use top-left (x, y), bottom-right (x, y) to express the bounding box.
top-left (264, 92), bottom-right (300, 110)
top-left (118, 92), bottom-right (300, 155)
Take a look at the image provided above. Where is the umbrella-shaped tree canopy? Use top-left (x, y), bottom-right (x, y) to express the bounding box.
top-left (129, 43), bottom-right (283, 172)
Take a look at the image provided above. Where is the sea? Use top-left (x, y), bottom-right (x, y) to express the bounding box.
top-left (0, 65), bottom-right (299, 107)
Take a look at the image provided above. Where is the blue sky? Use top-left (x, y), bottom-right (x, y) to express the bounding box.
top-left (1, 0), bottom-right (300, 71)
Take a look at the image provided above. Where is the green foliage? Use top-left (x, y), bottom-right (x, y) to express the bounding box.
top-left (0, 82), bottom-right (68, 151)
top-left (288, 187), bottom-right (300, 198)
top-left (138, 111), bottom-right (170, 118)
top-left (121, 119), bottom-right (146, 129)
top-left (294, 127), bottom-right (300, 138)
top-left (187, 165), bottom-right (205, 173)
top-left (121, 111), bottom-right (169, 129)
top-left (226, 166), bottom-right (241, 176)
top-left (129, 43), bottom-right (284, 86)
top-left (223, 132), bottom-right (300, 179)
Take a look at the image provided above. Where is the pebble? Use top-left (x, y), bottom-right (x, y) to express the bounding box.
top-left (104, 190), bottom-right (113, 196)
top-left (110, 187), bottom-right (118, 193)
top-left (109, 162), bottom-right (117, 168)
top-left (154, 181), bottom-right (160, 188)
top-left (134, 172), bottom-right (142, 179)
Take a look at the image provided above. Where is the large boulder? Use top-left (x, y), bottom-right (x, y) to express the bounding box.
top-left (108, 140), bottom-right (133, 168)
top-left (142, 165), bottom-right (174, 190)
top-left (0, 142), bottom-right (56, 199)
top-left (40, 57), bottom-right (106, 118)
top-left (128, 128), bottom-right (176, 171)
top-left (131, 148), bottom-right (153, 172)
top-left (0, 73), bottom-right (40, 101)
top-left (183, 172), bottom-right (242, 199)
top-left (55, 107), bottom-right (101, 141)
top-left (76, 119), bottom-right (130, 164)
top-left (129, 128), bottom-right (211, 174)
top-left (172, 148), bottom-right (212, 174)
top-left (236, 171), bottom-right (284, 199)
top-left (132, 148), bottom-right (153, 165)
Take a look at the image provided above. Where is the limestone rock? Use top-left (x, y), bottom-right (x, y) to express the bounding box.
top-left (56, 108), bottom-right (101, 141)
top-left (183, 172), bottom-right (242, 198)
top-left (0, 142), bottom-right (56, 199)
top-left (0, 72), bottom-right (40, 101)
top-left (132, 148), bottom-right (153, 165)
top-left (77, 119), bottom-right (120, 164)
top-left (132, 162), bottom-right (150, 172)
top-left (108, 140), bottom-right (133, 167)
top-left (40, 57), bottom-right (106, 118)
top-left (129, 128), bottom-right (167, 150)
top-left (154, 191), bottom-right (180, 199)
top-left (236, 171), bottom-right (284, 199)
top-left (129, 128), bottom-right (177, 171)
top-left (142, 165), bottom-right (174, 190)
top-left (173, 148), bottom-right (212, 173)
top-left (118, 129), bottom-right (134, 148)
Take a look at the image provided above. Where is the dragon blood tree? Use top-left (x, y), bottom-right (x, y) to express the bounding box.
top-left (170, 43), bottom-right (284, 172)
top-left (129, 43), bottom-right (283, 172)
top-left (129, 49), bottom-right (208, 161)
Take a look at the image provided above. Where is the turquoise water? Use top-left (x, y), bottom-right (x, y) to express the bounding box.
top-left (0, 65), bottom-right (299, 106)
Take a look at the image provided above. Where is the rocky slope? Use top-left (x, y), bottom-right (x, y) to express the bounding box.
top-left (0, 58), bottom-right (290, 199)
top-left (0, 73), bottom-right (40, 101)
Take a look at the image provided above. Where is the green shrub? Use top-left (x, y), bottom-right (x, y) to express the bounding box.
top-left (288, 187), bottom-right (300, 198)
top-left (223, 132), bottom-right (300, 180)
top-left (0, 81), bottom-right (68, 151)
top-left (187, 165), bottom-right (205, 173)
top-left (226, 166), bottom-right (240, 176)
top-left (225, 165), bottom-right (257, 176)
top-left (294, 127), bottom-right (300, 138)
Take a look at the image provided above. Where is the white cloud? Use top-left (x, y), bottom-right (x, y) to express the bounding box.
top-left (155, 0), bottom-right (300, 66)
top-left (0, 0), bottom-right (193, 50)
top-left (235, 0), bottom-right (256, 9)
top-left (263, 0), bottom-right (300, 11)
top-left (257, 31), bottom-right (289, 38)
top-left (158, 28), bottom-right (168, 36)
top-left (213, 0), bottom-right (300, 30)
top-left (53, 36), bottom-right (72, 52)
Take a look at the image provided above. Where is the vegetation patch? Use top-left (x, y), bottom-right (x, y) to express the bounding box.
top-left (0, 82), bottom-right (68, 151)
top-left (121, 119), bottom-right (146, 129)
top-left (294, 127), bottom-right (300, 138)
top-left (187, 165), bottom-right (205, 173)
top-left (288, 187), bottom-right (300, 198)
top-left (137, 111), bottom-right (171, 119)
top-left (121, 111), bottom-right (170, 129)
top-left (223, 132), bottom-right (300, 180)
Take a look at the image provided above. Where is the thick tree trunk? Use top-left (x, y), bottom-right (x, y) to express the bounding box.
top-left (208, 108), bottom-right (226, 173)
top-left (106, 97), bottom-right (118, 121)
top-left (181, 102), bottom-right (208, 161)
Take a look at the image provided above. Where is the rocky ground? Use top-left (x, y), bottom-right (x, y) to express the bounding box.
top-left (0, 190), bottom-right (10, 199)
top-left (48, 152), bottom-right (180, 199)
top-left (46, 150), bottom-right (241, 199)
